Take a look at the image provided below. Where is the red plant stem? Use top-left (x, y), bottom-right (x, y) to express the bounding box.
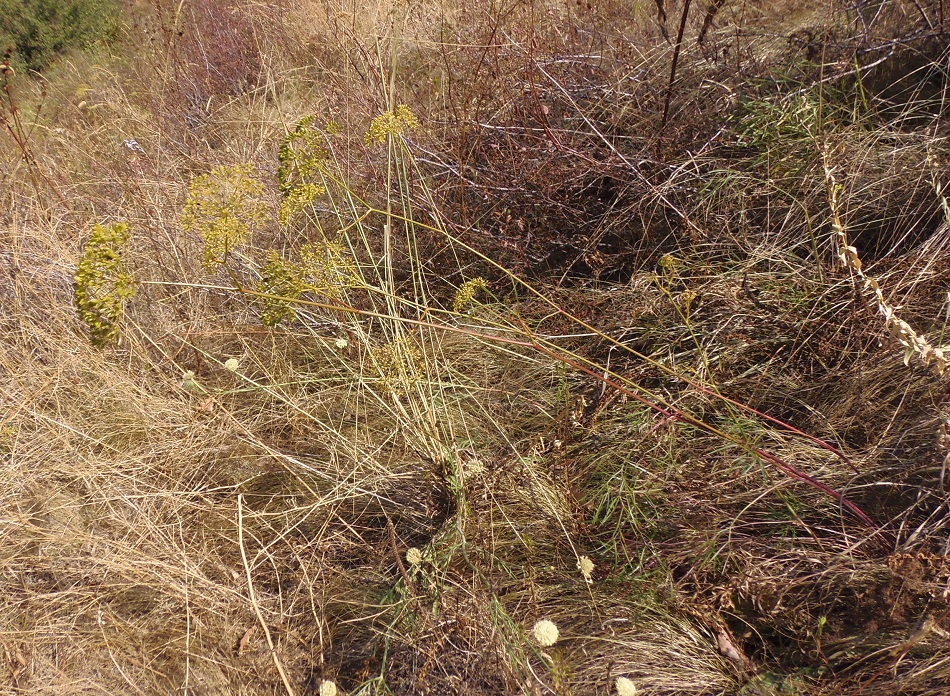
top-left (661, 0), bottom-right (693, 130)
top-left (751, 447), bottom-right (884, 536)
top-left (681, 373), bottom-right (859, 473)
top-left (556, 304), bottom-right (859, 473)
top-left (216, 283), bottom-right (887, 539)
top-left (528, 339), bottom-right (889, 540)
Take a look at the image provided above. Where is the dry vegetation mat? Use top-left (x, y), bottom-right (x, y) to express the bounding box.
top-left (3, 0), bottom-right (950, 694)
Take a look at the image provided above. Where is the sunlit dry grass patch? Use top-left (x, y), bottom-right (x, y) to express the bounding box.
top-left (3, 1), bottom-right (950, 694)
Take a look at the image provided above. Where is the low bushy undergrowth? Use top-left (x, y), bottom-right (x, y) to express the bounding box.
top-left (0, 0), bottom-right (119, 71)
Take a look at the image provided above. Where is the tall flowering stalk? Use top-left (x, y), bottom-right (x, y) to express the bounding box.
top-left (823, 148), bottom-right (947, 376)
top-left (74, 222), bottom-right (136, 346)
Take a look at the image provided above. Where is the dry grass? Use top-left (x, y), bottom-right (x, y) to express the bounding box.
top-left (3, 0), bottom-right (950, 694)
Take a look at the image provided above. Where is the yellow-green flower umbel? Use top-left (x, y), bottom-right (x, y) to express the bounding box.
top-left (365, 104), bottom-right (419, 144)
top-left (452, 277), bottom-right (488, 313)
top-left (181, 164), bottom-right (267, 271)
top-left (276, 116), bottom-right (329, 224)
top-left (257, 250), bottom-right (308, 327)
top-left (74, 222), bottom-right (136, 346)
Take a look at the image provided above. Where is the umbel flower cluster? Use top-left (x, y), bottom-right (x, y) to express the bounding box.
top-left (365, 104), bottom-right (419, 144)
top-left (276, 115), bottom-right (329, 225)
top-left (257, 250), bottom-right (308, 327)
top-left (181, 164), bottom-right (268, 271)
top-left (74, 222), bottom-right (136, 346)
top-left (370, 336), bottom-right (424, 394)
top-left (452, 277), bottom-right (488, 313)
top-left (176, 106), bottom-right (424, 333)
top-left (256, 239), bottom-right (360, 327)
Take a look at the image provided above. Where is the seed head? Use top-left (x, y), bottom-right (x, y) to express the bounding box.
top-left (577, 555), bottom-right (594, 583)
top-left (181, 371), bottom-right (199, 392)
top-left (532, 619), bottom-right (559, 647)
top-left (615, 677), bottom-right (637, 696)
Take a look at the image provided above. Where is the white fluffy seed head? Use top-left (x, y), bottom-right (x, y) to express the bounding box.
top-left (615, 676), bottom-right (637, 696)
top-left (532, 619), bottom-right (559, 647)
top-left (577, 555), bottom-right (594, 582)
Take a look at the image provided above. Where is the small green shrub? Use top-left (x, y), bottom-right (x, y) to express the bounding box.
top-left (0, 0), bottom-right (120, 72)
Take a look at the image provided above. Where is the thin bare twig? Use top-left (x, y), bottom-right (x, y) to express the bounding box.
top-left (237, 494), bottom-right (297, 696)
top-left (661, 0), bottom-right (693, 132)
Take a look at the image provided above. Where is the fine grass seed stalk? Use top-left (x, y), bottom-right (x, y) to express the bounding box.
top-left (824, 148), bottom-right (949, 376)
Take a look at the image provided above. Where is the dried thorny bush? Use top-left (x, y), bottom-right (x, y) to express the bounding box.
top-left (128, 0), bottom-right (265, 137)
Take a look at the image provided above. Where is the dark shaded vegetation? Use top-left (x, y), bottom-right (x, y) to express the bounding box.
top-left (0, 0), bottom-right (119, 71)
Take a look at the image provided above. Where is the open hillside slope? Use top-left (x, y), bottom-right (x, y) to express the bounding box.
top-left (3, 1), bottom-right (950, 694)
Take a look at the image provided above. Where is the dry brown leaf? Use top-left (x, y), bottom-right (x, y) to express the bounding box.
top-left (237, 626), bottom-right (256, 656)
top-left (716, 629), bottom-right (748, 667)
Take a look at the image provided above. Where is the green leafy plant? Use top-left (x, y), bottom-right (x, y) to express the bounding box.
top-left (0, 0), bottom-right (119, 72)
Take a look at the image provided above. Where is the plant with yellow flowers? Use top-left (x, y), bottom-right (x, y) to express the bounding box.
top-left (300, 238), bottom-right (360, 298)
top-left (181, 164), bottom-right (268, 271)
top-left (276, 116), bottom-right (330, 225)
top-left (255, 238), bottom-right (361, 327)
top-left (365, 104), bottom-right (419, 144)
top-left (74, 222), bottom-right (136, 346)
top-left (452, 277), bottom-right (488, 313)
top-left (257, 251), bottom-right (309, 327)
top-left (369, 335), bottom-right (425, 394)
